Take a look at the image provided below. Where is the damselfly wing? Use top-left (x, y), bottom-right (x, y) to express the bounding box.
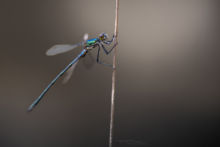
top-left (62, 60), bottom-right (79, 84)
top-left (60, 33), bottom-right (89, 83)
top-left (46, 43), bottom-right (82, 56)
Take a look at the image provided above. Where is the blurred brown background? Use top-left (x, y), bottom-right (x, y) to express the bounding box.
top-left (0, 0), bottom-right (220, 146)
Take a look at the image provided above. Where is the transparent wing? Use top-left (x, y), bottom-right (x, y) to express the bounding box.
top-left (83, 33), bottom-right (88, 41)
top-left (46, 43), bottom-right (82, 56)
top-left (62, 60), bottom-right (79, 84)
top-left (62, 33), bottom-right (88, 83)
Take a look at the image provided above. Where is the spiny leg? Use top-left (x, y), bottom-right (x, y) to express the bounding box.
top-left (100, 41), bottom-right (118, 55)
top-left (103, 35), bottom-right (115, 45)
top-left (96, 44), bottom-right (113, 67)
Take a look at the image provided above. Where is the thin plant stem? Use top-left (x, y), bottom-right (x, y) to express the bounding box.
top-left (109, 0), bottom-right (119, 147)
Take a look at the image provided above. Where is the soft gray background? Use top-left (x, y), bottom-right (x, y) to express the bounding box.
top-left (0, 0), bottom-right (220, 147)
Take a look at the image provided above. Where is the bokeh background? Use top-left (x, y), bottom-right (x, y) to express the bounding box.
top-left (0, 0), bottom-right (220, 146)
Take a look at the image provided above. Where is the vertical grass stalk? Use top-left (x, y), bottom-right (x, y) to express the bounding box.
top-left (109, 0), bottom-right (119, 147)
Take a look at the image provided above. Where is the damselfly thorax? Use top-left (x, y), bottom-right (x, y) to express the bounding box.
top-left (85, 38), bottom-right (99, 50)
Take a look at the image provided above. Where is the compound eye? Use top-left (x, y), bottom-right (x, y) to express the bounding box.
top-left (99, 35), bottom-right (104, 40)
top-left (99, 33), bottom-right (107, 41)
top-left (104, 34), bottom-right (109, 39)
top-left (101, 35), bottom-right (104, 40)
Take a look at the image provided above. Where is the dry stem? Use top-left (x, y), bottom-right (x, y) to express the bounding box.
top-left (109, 0), bottom-right (119, 147)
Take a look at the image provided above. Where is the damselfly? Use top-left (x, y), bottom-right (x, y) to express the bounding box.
top-left (28, 33), bottom-right (117, 111)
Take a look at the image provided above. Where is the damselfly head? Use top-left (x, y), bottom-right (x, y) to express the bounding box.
top-left (99, 33), bottom-right (108, 41)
